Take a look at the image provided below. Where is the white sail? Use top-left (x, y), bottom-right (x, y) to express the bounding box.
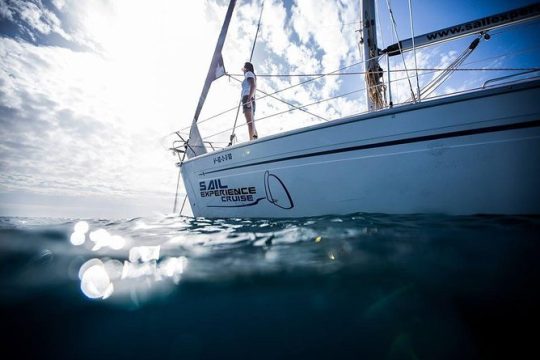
top-left (186, 0), bottom-right (236, 158)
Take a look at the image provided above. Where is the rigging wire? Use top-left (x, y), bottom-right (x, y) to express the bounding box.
top-left (205, 73), bottom-right (429, 140)
top-left (228, 74), bottom-right (328, 121)
top-left (177, 11), bottom-right (540, 138)
top-left (171, 66), bottom-right (539, 139)
top-left (459, 43), bottom-right (540, 67)
top-left (170, 44), bottom-right (540, 136)
top-left (249, 0), bottom-right (265, 61)
top-left (172, 164), bottom-right (182, 213)
top-left (418, 36), bottom-right (483, 99)
top-left (407, 0), bottom-right (421, 101)
top-left (204, 86), bottom-right (363, 140)
top-left (226, 67), bottom-right (540, 77)
top-left (375, 0), bottom-right (386, 49)
top-left (203, 61), bottom-right (540, 141)
top-left (172, 143), bottom-right (188, 214)
top-left (385, 0), bottom-right (417, 102)
top-left (491, 21), bottom-right (540, 36)
top-left (229, 0), bottom-right (265, 146)
top-left (375, 0), bottom-right (393, 106)
top-left (178, 59), bottom-right (366, 132)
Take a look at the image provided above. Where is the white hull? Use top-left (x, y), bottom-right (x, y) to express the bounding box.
top-left (181, 80), bottom-right (540, 218)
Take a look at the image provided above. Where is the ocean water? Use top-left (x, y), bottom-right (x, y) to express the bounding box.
top-left (0, 214), bottom-right (539, 359)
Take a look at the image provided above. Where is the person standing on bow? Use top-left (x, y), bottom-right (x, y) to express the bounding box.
top-left (241, 62), bottom-right (258, 140)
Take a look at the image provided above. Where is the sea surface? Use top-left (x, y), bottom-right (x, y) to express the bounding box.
top-left (0, 214), bottom-right (539, 359)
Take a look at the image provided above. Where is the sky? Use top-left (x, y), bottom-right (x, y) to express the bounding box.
top-left (0, 0), bottom-right (539, 219)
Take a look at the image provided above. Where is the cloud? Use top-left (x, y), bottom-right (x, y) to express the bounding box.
top-left (0, 0), bottom-right (246, 217)
top-left (0, 36), bottom-right (180, 216)
top-left (0, 2), bottom-right (13, 21)
top-left (51, 0), bottom-right (65, 11)
top-left (0, 0), bottom-right (71, 42)
top-left (259, 0), bottom-right (290, 54)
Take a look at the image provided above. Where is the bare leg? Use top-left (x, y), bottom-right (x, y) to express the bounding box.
top-left (244, 109), bottom-right (258, 140)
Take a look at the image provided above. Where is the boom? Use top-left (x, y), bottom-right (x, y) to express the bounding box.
top-left (383, 3), bottom-right (540, 56)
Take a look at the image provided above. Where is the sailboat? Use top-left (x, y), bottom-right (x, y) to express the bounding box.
top-left (172, 0), bottom-right (540, 218)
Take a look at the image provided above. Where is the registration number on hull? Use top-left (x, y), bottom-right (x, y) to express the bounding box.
top-left (213, 153), bottom-right (232, 164)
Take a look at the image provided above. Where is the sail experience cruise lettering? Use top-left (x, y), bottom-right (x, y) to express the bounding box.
top-left (200, 179), bottom-right (256, 202)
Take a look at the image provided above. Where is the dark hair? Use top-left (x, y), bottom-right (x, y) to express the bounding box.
top-left (244, 62), bottom-right (255, 74)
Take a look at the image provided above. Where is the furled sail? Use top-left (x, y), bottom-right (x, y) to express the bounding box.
top-left (186, 0), bottom-right (236, 158)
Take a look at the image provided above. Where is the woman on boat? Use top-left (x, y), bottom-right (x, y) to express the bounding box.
top-left (241, 62), bottom-right (258, 140)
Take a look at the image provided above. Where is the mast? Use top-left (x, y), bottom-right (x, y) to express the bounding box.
top-left (360, 0), bottom-right (385, 111)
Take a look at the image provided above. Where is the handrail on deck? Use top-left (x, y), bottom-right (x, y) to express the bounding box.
top-left (483, 69), bottom-right (540, 88)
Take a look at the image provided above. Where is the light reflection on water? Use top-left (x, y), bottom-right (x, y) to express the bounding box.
top-left (36, 215), bottom-right (358, 303)
top-left (0, 214), bottom-right (539, 358)
top-left (42, 213), bottom-right (532, 305)
top-left (79, 258), bottom-right (114, 299)
top-left (70, 221), bottom-right (189, 301)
